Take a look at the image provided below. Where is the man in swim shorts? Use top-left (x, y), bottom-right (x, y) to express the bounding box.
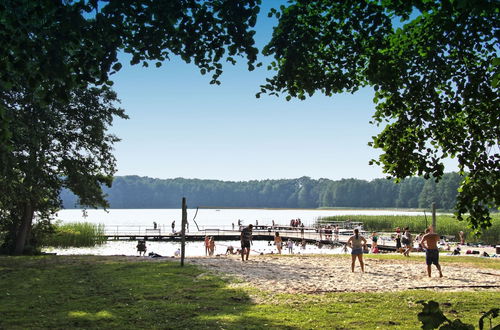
top-left (240, 224), bottom-right (253, 261)
top-left (421, 227), bottom-right (443, 277)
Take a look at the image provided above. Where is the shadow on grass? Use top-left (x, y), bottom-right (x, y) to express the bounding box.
top-left (0, 255), bottom-right (298, 329)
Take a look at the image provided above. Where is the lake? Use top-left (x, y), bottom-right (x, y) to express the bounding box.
top-left (54, 208), bottom-right (426, 229)
top-left (44, 208), bottom-right (426, 257)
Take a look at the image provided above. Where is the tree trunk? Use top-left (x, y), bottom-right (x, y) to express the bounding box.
top-left (14, 202), bottom-right (34, 255)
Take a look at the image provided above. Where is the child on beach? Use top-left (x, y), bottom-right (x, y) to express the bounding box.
top-left (287, 239), bottom-right (294, 254)
top-left (136, 240), bottom-right (147, 256)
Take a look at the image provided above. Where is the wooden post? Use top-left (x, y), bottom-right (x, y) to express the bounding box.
top-left (181, 197), bottom-right (187, 266)
top-left (432, 202), bottom-right (436, 231)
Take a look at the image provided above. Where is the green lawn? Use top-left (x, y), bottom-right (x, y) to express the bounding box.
top-left (0, 255), bottom-right (498, 329)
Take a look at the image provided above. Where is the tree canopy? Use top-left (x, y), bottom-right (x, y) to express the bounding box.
top-left (260, 0), bottom-right (499, 233)
top-left (0, 0), bottom-right (261, 254)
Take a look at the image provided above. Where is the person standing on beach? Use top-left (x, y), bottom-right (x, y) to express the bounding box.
top-left (347, 228), bottom-right (367, 272)
top-left (459, 231), bottom-right (465, 245)
top-left (421, 227), bottom-right (443, 277)
top-left (240, 224), bottom-right (253, 261)
top-left (287, 239), bottom-right (294, 254)
top-left (209, 236), bottom-right (216, 256)
top-left (274, 232), bottom-right (283, 254)
top-left (204, 236), bottom-right (210, 256)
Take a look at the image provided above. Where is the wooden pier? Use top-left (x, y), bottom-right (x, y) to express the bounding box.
top-left (103, 225), bottom-right (398, 251)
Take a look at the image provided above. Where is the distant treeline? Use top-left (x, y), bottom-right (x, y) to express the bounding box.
top-left (61, 173), bottom-right (464, 210)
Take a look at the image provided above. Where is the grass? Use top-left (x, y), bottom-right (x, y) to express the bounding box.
top-left (318, 214), bottom-right (500, 245)
top-left (42, 222), bottom-right (106, 248)
top-left (0, 255), bottom-right (499, 329)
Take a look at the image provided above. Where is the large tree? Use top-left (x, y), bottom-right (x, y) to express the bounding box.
top-left (0, 86), bottom-right (126, 254)
top-left (260, 0), bottom-right (499, 233)
top-left (0, 0), bottom-right (261, 254)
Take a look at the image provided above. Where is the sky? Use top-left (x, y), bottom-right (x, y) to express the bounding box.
top-left (108, 3), bottom-right (454, 183)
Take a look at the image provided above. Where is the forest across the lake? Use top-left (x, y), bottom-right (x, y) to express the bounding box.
top-left (61, 173), bottom-right (465, 210)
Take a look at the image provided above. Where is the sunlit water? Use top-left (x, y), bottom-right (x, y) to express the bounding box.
top-left (43, 208), bottom-right (426, 256)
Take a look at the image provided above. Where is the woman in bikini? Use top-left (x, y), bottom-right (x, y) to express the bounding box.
top-left (274, 232), bottom-right (283, 254)
top-left (347, 228), bottom-right (367, 272)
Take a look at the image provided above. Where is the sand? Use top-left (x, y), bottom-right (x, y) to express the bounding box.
top-left (186, 254), bottom-right (500, 294)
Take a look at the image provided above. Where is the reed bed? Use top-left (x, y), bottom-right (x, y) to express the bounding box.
top-left (43, 222), bottom-right (106, 248)
top-left (318, 214), bottom-right (499, 245)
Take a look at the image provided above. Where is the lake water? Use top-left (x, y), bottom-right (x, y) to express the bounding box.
top-left (44, 208), bottom-right (426, 257)
top-left (54, 208), bottom-right (426, 229)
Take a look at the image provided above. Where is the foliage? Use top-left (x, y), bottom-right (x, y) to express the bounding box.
top-left (61, 173), bottom-right (467, 210)
top-left (479, 309), bottom-right (500, 330)
top-left (0, 0), bottom-right (261, 254)
top-left (318, 214), bottom-right (500, 245)
top-left (0, 86), bottom-right (125, 254)
top-left (260, 0), bottom-right (499, 233)
top-left (418, 300), bottom-right (499, 330)
top-left (0, 255), bottom-right (499, 329)
top-left (42, 222), bottom-right (106, 248)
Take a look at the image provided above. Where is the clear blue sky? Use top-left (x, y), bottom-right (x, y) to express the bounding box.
top-left (109, 3), bottom-right (456, 182)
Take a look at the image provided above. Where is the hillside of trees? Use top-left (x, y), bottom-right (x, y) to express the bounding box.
top-left (60, 173), bottom-right (463, 210)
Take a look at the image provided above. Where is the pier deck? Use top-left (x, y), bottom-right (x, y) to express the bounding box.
top-left (103, 226), bottom-right (398, 251)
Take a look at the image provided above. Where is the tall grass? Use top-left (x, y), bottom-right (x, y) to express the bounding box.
top-left (318, 214), bottom-right (499, 245)
top-left (43, 222), bottom-right (106, 248)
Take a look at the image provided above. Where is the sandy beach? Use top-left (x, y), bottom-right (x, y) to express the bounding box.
top-left (186, 254), bottom-right (500, 294)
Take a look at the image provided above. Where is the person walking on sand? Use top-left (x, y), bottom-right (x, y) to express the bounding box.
top-left (402, 227), bottom-right (413, 256)
top-left (240, 224), bottom-right (253, 261)
top-left (421, 227), bottom-right (443, 277)
top-left (347, 228), bottom-right (367, 272)
top-left (274, 232), bottom-right (283, 254)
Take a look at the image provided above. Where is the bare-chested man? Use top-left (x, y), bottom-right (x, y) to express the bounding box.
top-left (420, 227), bottom-right (443, 277)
